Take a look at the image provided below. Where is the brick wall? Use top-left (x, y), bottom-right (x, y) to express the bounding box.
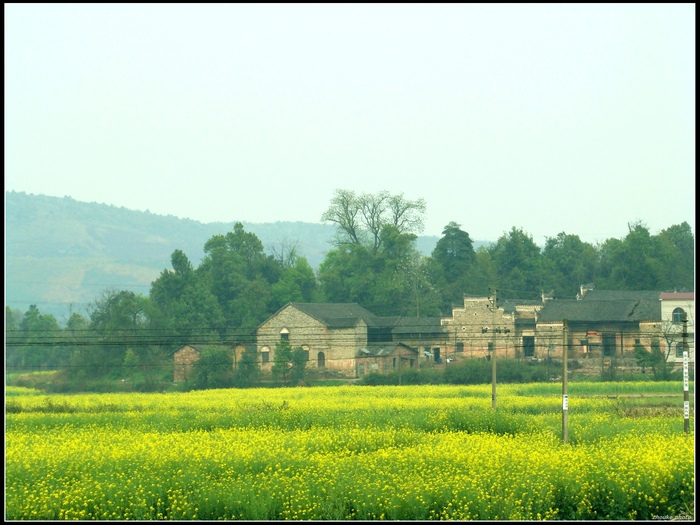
top-left (257, 305), bottom-right (369, 378)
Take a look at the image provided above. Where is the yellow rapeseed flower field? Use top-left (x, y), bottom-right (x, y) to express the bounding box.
top-left (5, 383), bottom-right (694, 520)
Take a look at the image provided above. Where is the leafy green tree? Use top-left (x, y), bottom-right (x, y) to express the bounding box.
top-left (431, 222), bottom-right (477, 282)
top-left (233, 347), bottom-right (260, 388)
top-left (71, 290), bottom-right (155, 378)
top-left (150, 249), bottom-right (225, 345)
top-left (6, 304), bottom-right (66, 371)
top-left (270, 340), bottom-right (308, 385)
top-left (596, 221), bottom-right (680, 290)
top-left (633, 342), bottom-right (654, 374)
top-left (270, 256), bottom-right (319, 308)
top-left (373, 225), bottom-right (441, 316)
top-left (488, 228), bottom-right (543, 299)
top-left (6, 306), bottom-right (22, 332)
top-left (541, 232), bottom-right (599, 298)
top-left (318, 243), bottom-right (380, 307)
top-left (289, 347), bottom-right (309, 386)
top-left (197, 223), bottom-right (281, 333)
top-left (655, 222), bottom-right (694, 291)
top-left (428, 222), bottom-right (484, 310)
top-left (271, 339), bottom-right (293, 383)
top-left (122, 348), bottom-right (140, 378)
top-left (191, 346), bottom-right (234, 389)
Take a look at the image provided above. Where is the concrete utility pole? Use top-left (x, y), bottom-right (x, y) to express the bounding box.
top-left (562, 319), bottom-right (568, 444)
top-left (682, 313), bottom-right (689, 434)
top-left (489, 289), bottom-right (497, 410)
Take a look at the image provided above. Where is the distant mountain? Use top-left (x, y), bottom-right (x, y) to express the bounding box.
top-left (7, 191), bottom-right (485, 324)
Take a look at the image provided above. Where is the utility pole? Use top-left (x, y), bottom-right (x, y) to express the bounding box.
top-left (562, 319), bottom-right (568, 444)
top-left (682, 313), bottom-right (689, 434)
top-left (488, 289), bottom-right (497, 410)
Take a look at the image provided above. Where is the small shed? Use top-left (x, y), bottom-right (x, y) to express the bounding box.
top-left (356, 342), bottom-right (419, 377)
top-left (173, 345), bottom-right (200, 383)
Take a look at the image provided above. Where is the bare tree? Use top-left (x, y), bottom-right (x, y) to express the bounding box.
top-left (321, 189), bottom-right (362, 246)
top-left (269, 239), bottom-right (300, 269)
top-left (322, 189), bottom-right (426, 253)
top-left (660, 309), bottom-right (694, 363)
top-left (359, 191), bottom-right (390, 252)
top-left (388, 193), bottom-right (426, 234)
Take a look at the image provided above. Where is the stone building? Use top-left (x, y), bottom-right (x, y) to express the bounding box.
top-left (172, 343), bottom-right (249, 383)
top-left (534, 289), bottom-right (669, 366)
top-left (659, 292), bottom-right (695, 367)
top-left (356, 342), bottom-right (419, 378)
top-left (173, 344), bottom-right (200, 383)
top-left (439, 295), bottom-right (544, 362)
top-left (256, 303), bottom-right (448, 378)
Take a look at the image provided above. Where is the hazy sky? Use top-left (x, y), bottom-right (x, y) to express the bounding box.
top-left (5, 3), bottom-right (695, 243)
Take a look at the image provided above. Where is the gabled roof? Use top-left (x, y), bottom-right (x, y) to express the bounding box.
top-left (579, 290), bottom-right (663, 302)
top-left (288, 302), bottom-right (382, 328)
top-left (357, 342), bottom-right (418, 357)
top-left (538, 292), bottom-right (662, 323)
top-left (171, 344), bottom-right (201, 357)
top-left (391, 317), bottom-right (446, 335)
top-left (660, 292), bottom-right (695, 301)
top-left (500, 299), bottom-right (543, 315)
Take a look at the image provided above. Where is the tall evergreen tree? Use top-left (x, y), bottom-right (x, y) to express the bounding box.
top-left (488, 227), bottom-right (543, 299)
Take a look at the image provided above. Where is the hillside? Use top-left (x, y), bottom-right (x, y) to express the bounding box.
top-left (5, 191), bottom-right (451, 323)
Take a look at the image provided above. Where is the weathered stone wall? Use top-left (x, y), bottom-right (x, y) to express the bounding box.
top-left (173, 345), bottom-right (200, 383)
top-left (441, 297), bottom-right (517, 360)
top-left (257, 305), bottom-right (368, 377)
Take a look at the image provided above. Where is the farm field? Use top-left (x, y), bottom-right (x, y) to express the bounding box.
top-left (5, 382), bottom-right (695, 520)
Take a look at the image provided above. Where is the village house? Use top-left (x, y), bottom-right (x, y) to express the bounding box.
top-left (178, 289), bottom-right (694, 382)
top-left (172, 343), bottom-right (248, 383)
top-left (535, 289), bottom-right (663, 363)
top-left (659, 292), bottom-right (695, 367)
top-left (256, 303), bottom-right (390, 378)
top-left (173, 344), bottom-right (200, 383)
top-left (256, 302), bottom-right (451, 378)
top-left (439, 295), bottom-right (544, 362)
top-left (533, 288), bottom-right (695, 372)
top-left (356, 342), bottom-right (419, 377)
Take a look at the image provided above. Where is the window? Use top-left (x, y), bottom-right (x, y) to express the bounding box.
top-left (317, 352), bottom-right (325, 368)
top-left (673, 308), bottom-right (686, 324)
top-left (455, 342), bottom-right (464, 353)
top-left (262, 351), bottom-right (269, 364)
top-left (392, 357), bottom-right (396, 369)
top-left (358, 363), bottom-right (365, 376)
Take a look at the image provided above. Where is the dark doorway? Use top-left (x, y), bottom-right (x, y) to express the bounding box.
top-left (603, 334), bottom-right (616, 356)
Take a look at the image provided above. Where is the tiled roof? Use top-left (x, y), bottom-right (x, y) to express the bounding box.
top-left (538, 293), bottom-right (662, 323)
top-left (580, 290), bottom-right (662, 302)
top-left (357, 342), bottom-right (418, 357)
top-left (500, 299), bottom-right (543, 314)
top-left (660, 292), bottom-right (695, 300)
top-left (391, 317), bottom-right (445, 335)
top-left (289, 302), bottom-right (382, 328)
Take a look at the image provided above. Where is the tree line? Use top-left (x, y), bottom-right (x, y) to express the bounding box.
top-left (6, 189), bottom-right (694, 389)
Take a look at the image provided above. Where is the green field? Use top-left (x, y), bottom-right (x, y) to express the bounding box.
top-left (5, 382), bottom-right (695, 520)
